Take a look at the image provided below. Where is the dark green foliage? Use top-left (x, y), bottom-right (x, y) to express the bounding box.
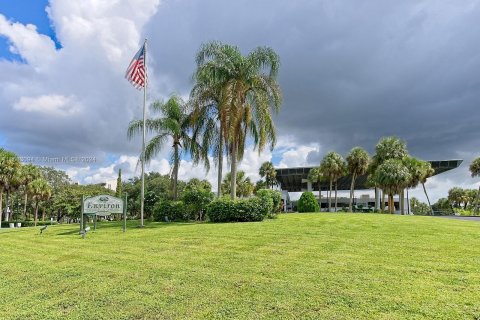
top-left (1, 220), bottom-right (57, 228)
top-left (410, 197), bottom-right (431, 215)
top-left (297, 192), bottom-right (320, 213)
top-left (256, 189), bottom-right (282, 216)
top-left (206, 197), bottom-right (269, 222)
top-left (182, 186), bottom-right (214, 221)
top-left (153, 201), bottom-right (188, 222)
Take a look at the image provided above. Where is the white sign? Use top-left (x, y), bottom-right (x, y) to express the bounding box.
top-left (83, 195), bottom-right (123, 215)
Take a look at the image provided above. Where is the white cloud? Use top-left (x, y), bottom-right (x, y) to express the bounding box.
top-left (13, 94), bottom-right (79, 115)
top-left (277, 144), bottom-right (319, 168)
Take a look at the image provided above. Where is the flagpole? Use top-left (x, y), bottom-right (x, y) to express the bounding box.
top-left (140, 38), bottom-right (147, 228)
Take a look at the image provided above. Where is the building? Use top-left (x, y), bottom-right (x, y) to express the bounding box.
top-left (275, 159), bottom-right (462, 212)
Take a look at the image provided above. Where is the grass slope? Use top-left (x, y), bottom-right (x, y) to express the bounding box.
top-left (1, 213), bottom-right (479, 319)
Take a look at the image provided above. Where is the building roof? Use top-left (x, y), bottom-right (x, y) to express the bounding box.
top-left (275, 159), bottom-right (463, 192)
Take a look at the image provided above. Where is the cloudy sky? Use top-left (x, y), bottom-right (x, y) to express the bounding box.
top-left (1, 0), bottom-right (479, 202)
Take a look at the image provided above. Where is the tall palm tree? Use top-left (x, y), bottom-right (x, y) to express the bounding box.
top-left (0, 149), bottom-right (21, 222)
top-left (221, 170), bottom-right (254, 198)
top-left (19, 164), bottom-right (41, 219)
top-left (373, 159), bottom-right (411, 214)
top-left (28, 178), bottom-right (52, 226)
top-left (320, 152), bottom-right (346, 212)
top-left (346, 147), bottom-right (369, 212)
top-left (469, 157), bottom-right (480, 213)
top-left (307, 167), bottom-right (323, 203)
top-left (259, 161), bottom-right (277, 189)
top-left (128, 95), bottom-right (206, 200)
top-left (193, 41), bottom-right (282, 199)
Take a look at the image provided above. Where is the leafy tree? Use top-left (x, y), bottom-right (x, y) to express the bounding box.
top-left (221, 171), bottom-right (254, 198)
top-left (346, 147), bottom-right (369, 212)
top-left (128, 95), bottom-right (206, 200)
top-left (307, 167), bottom-right (324, 203)
top-left (115, 169), bottom-right (122, 198)
top-left (185, 178), bottom-right (212, 192)
top-left (193, 41), bottom-right (282, 199)
top-left (259, 161), bottom-right (277, 189)
top-left (0, 149), bottom-right (21, 221)
top-left (320, 152), bottom-right (346, 212)
top-left (27, 178), bottom-right (52, 226)
top-left (183, 183), bottom-right (214, 221)
top-left (469, 157), bottom-right (480, 212)
top-left (410, 197), bottom-right (431, 215)
top-left (373, 159), bottom-right (411, 214)
top-left (403, 157), bottom-right (434, 214)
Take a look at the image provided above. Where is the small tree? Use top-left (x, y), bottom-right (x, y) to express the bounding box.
top-left (115, 169), bottom-right (122, 198)
top-left (297, 192), bottom-right (320, 213)
top-left (346, 147), bottom-right (369, 212)
top-left (307, 167), bottom-right (323, 203)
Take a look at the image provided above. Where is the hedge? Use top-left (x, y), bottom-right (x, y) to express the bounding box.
top-left (256, 189), bottom-right (282, 216)
top-left (207, 196), bottom-right (269, 222)
top-left (1, 220), bottom-right (58, 228)
top-left (153, 201), bottom-right (190, 222)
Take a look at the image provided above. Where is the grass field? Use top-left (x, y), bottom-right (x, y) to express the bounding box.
top-left (1, 213), bottom-right (479, 319)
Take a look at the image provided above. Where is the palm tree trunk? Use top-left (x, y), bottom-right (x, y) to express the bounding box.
top-left (173, 143), bottom-right (180, 200)
top-left (422, 183), bottom-right (433, 215)
top-left (217, 126), bottom-right (223, 198)
top-left (34, 202), bottom-right (39, 227)
top-left (5, 189), bottom-right (10, 221)
top-left (476, 185), bottom-right (480, 214)
top-left (328, 179), bottom-right (332, 212)
top-left (407, 189), bottom-right (410, 215)
top-left (318, 182), bottom-right (322, 211)
top-left (23, 191), bottom-right (28, 220)
top-left (389, 194), bottom-right (394, 214)
top-left (334, 181), bottom-right (338, 212)
top-left (42, 207), bottom-right (46, 221)
top-left (400, 189), bottom-right (404, 215)
top-left (381, 190), bottom-right (385, 212)
top-left (230, 142), bottom-right (238, 200)
top-left (349, 173), bottom-right (356, 212)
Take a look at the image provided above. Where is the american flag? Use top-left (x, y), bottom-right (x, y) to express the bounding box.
top-left (125, 43), bottom-right (146, 89)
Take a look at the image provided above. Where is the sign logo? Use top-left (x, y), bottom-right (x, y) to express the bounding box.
top-left (83, 195), bottom-right (123, 215)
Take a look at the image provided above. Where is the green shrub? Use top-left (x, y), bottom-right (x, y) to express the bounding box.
top-left (207, 197), bottom-right (269, 222)
top-left (182, 187), bottom-right (214, 221)
top-left (297, 192), bottom-right (320, 213)
top-left (256, 189), bottom-right (282, 215)
top-left (0, 220), bottom-right (58, 228)
top-left (153, 201), bottom-right (189, 221)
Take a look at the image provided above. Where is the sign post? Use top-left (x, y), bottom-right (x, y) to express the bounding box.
top-left (123, 193), bottom-right (128, 232)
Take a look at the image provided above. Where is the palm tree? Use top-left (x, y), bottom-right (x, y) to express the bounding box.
top-left (320, 152), bottom-right (346, 212)
top-left (28, 178), bottom-right (52, 226)
top-left (307, 167), bottom-right (323, 204)
top-left (0, 149), bottom-right (21, 222)
top-left (221, 170), bottom-right (254, 198)
top-left (469, 157), bottom-right (480, 213)
top-left (259, 161), bottom-right (277, 189)
top-left (19, 164), bottom-right (41, 219)
top-left (373, 159), bottom-right (411, 214)
top-left (346, 147), bottom-right (369, 212)
top-left (370, 136), bottom-right (409, 211)
top-left (193, 41), bottom-right (282, 199)
top-left (128, 95), bottom-right (206, 200)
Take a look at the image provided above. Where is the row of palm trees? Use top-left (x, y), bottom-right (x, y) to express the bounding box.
top-left (128, 41), bottom-right (282, 200)
top-left (0, 148), bottom-right (52, 225)
top-left (308, 137), bottom-right (435, 214)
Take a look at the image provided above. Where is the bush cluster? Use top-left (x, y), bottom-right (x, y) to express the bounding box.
top-left (207, 196), bottom-right (269, 222)
top-left (297, 192), bottom-right (320, 213)
top-left (0, 220), bottom-right (58, 228)
top-left (256, 189), bottom-right (282, 217)
top-left (153, 201), bottom-right (189, 221)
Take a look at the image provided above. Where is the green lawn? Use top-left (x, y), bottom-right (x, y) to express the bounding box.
top-left (1, 214), bottom-right (479, 319)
